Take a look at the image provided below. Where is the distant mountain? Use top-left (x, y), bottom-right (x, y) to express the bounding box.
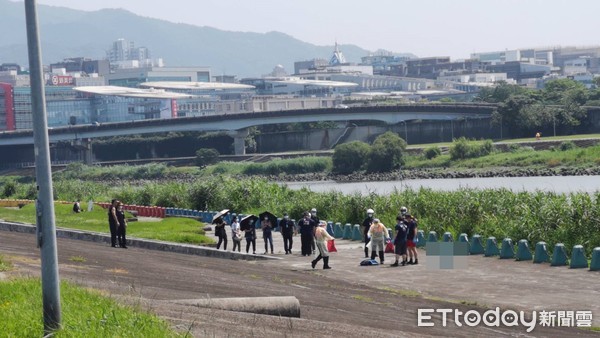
top-left (0, 0), bottom-right (416, 77)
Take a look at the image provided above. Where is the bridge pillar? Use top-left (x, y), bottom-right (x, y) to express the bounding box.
top-left (82, 138), bottom-right (93, 165)
top-left (228, 129), bottom-right (248, 155)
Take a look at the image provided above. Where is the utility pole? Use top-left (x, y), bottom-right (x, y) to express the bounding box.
top-left (24, 0), bottom-right (62, 334)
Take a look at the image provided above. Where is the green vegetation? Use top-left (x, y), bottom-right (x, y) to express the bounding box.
top-left (332, 141), bottom-right (370, 174)
top-left (0, 204), bottom-right (213, 245)
top-left (423, 146), bottom-right (441, 159)
top-left (448, 138), bottom-right (494, 160)
top-left (4, 176), bottom-right (599, 254)
top-left (0, 255), bottom-right (12, 272)
top-left (331, 132), bottom-right (407, 173)
top-left (367, 131), bottom-right (407, 172)
top-left (195, 148), bottom-right (220, 167)
top-left (242, 156), bottom-right (331, 176)
top-left (0, 278), bottom-right (179, 337)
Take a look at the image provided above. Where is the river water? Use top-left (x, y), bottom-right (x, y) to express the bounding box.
top-left (286, 175), bottom-right (600, 195)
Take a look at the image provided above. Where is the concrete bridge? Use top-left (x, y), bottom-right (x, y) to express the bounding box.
top-left (0, 103), bottom-right (497, 156)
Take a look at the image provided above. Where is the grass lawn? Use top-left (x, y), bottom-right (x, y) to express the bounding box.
top-left (0, 278), bottom-right (181, 337)
top-left (0, 203), bottom-right (214, 245)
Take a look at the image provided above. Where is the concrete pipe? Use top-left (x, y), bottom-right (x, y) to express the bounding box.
top-left (175, 296), bottom-right (301, 318)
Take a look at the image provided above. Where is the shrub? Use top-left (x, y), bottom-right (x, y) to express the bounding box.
top-left (1, 180), bottom-right (17, 198)
top-left (332, 141), bottom-right (370, 174)
top-left (195, 148), bottom-right (220, 167)
top-left (506, 143), bottom-right (522, 152)
top-left (367, 132), bottom-right (407, 172)
top-left (449, 137), bottom-right (495, 160)
top-left (424, 146), bottom-right (441, 159)
top-left (559, 141), bottom-right (577, 151)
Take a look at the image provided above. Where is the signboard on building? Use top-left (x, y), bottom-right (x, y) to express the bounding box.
top-left (48, 75), bottom-right (74, 86)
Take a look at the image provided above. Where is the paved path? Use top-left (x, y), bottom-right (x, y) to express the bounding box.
top-left (1, 230), bottom-right (598, 337)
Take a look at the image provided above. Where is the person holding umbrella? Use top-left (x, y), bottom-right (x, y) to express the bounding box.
top-left (212, 209), bottom-right (229, 251)
top-left (311, 221), bottom-right (334, 269)
top-left (279, 213), bottom-right (296, 254)
top-left (240, 215), bottom-right (258, 255)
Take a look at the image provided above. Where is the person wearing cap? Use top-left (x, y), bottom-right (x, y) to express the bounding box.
top-left (298, 211), bottom-right (315, 256)
top-left (361, 208), bottom-right (375, 258)
top-left (261, 216), bottom-right (274, 254)
top-left (279, 213), bottom-right (296, 254)
top-left (392, 215), bottom-right (408, 266)
top-left (367, 218), bottom-right (390, 264)
top-left (405, 214), bottom-right (419, 264)
top-left (311, 221), bottom-right (334, 270)
top-left (310, 208), bottom-right (319, 254)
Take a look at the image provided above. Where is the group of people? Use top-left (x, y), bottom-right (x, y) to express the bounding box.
top-left (107, 199), bottom-right (128, 249)
top-left (362, 206), bottom-right (419, 267)
top-left (211, 206), bottom-right (419, 270)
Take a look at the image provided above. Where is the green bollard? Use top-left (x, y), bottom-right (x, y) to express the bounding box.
top-left (533, 241), bottom-right (550, 263)
top-left (342, 223), bottom-right (352, 240)
top-left (551, 243), bottom-right (568, 266)
top-left (590, 247), bottom-right (600, 271)
top-left (499, 238), bottom-right (515, 259)
top-left (570, 245), bottom-right (588, 269)
top-left (443, 232), bottom-right (454, 242)
top-left (458, 233), bottom-right (469, 243)
top-left (485, 237), bottom-right (499, 257)
top-left (416, 230), bottom-right (426, 248)
top-left (352, 224), bottom-right (363, 241)
top-left (469, 235), bottom-right (484, 255)
top-left (334, 222), bottom-right (343, 239)
top-left (427, 231), bottom-right (438, 243)
top-left (515, 239), bottom-right (532, 261)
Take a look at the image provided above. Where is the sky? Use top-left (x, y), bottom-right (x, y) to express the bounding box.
top-left (31, 0), bottom-right (600, 59)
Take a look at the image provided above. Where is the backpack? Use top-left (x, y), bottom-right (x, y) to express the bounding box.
top-left (360, 259), bottom-right (379, 266)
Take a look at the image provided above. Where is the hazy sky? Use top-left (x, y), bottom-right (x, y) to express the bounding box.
top-left (32, 0), bottom-right (600, 59)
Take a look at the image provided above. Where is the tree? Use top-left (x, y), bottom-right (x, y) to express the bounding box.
top-left (195, 148), bottom-right (220, 167)
top-left (367, 132), bottom-right (407, 173)
top-left (332, 141), bottom-right (370, 174)
top-left (475, 81), bottom-right (530, 103)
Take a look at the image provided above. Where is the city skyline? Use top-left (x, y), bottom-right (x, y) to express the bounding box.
top-left (28, 0), bottom-right (600, 60)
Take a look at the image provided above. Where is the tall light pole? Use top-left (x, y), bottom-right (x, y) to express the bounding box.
top-left (24, 0), bottom-right (62, 334)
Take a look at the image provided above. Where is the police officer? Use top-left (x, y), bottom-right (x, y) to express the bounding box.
top-left (362, 208), bottom-right (375, 258)
top-left (279, 213), bottom-right (296, 254)
top-left (298, 211), bottom-right (315, 256)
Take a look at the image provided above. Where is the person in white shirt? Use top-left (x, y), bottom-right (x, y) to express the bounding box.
top-left (311, 221), bottom-right (334, 270)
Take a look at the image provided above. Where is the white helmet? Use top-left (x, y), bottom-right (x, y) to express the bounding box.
top-left (400, 206), bottom-right (408, 215)
top-left (367, 208), bottom-right (374, 214)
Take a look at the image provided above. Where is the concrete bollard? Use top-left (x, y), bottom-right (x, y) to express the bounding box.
top-left (416, 230), bottom-right (426, 248)
top-left (516, 239), bottom-right (532, 261)
top-left (499, 238), bottom-right (514, 259)
top-left (443, 232), bottom-right (454, 242)
top-left (352, 224), bottom-right (363, 241)
top-left (533, 242), bottom-right (550, 263)
top-left (469, 235), bottom-right (484, 255)
top-left (326, 221), bottom-right (334, 237)
top-left (342, 223), bottom-right (352, 240)
top-left (485, 237), bottom-right (499, 257)
top-left (334, 222), bottom-right (343, 239)
top-left (175, 296), bottom-right (301, 318)
top-left (427, 231), bottom-right (438, 243)
top-left (458, 233), bottom-right (468, 243)
top-left (570, 245), bottom-right (588, 269)
top-left (551, 243), bottom-right (568, 266)
top-left (590, 247), bottom-right (600, 271)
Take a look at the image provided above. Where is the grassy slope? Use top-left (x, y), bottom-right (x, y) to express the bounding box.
top-left (0, 203), bottom-right (213, 245)
top-left (0, 278), bottom-right (179, 337)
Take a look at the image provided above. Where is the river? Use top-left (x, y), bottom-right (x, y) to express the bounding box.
top-left (286, 175), bottom-right (600, 195)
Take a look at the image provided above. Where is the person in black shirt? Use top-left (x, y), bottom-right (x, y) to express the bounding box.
top-left (116, 202), bottom-right (127, 248)
top-left (245, 222), bottom-right (257, 254)
top-left (405, 214), bottom-right (419, 265)
top-left (262, 217), bottom-right (274, 254)
top-left (298, 211), bottom-right (315, 256)
top-left (391, 216), bottom-right (408, 266)
top-left (214, 216), bottom-right (228, 251)
top-left (107, 199), bottom-right (119, 248)
top-left (361, 208), bottom-right (375, 258)
top-left (279, 213), bottom-right (296, 254)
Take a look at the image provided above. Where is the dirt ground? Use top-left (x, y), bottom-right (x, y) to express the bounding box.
top-left (1, 230), bottom-right (598, 337)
